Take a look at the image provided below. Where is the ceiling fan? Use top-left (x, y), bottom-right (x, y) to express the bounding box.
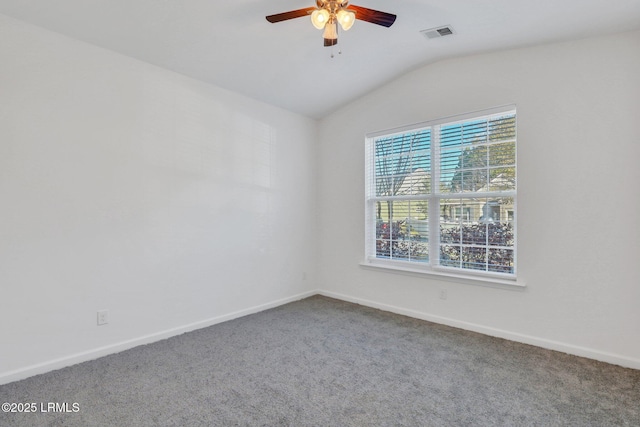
top-left (266, 0), bottom-right (396, 47)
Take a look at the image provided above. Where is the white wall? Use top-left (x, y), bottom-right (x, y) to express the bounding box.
top-left (0, 14), bottom-right (317, 384)
top-left (317, 31), bottom-right (640, 368)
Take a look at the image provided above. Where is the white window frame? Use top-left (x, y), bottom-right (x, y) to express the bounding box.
top-left (363, 105), bottom-right (522, 288)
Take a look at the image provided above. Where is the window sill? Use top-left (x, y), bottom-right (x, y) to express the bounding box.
top-left (359, 260), bottom-right (526, 290)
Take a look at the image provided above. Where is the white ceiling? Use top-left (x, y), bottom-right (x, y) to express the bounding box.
top-left (1, 0), bottom-right (639, 118)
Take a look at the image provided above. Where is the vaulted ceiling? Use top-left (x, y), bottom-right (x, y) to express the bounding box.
top-left (1, 0), bottom-right (639, 118)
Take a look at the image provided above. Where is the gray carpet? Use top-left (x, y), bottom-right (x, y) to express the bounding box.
top-left (1, 295), bottom-right (639, 426)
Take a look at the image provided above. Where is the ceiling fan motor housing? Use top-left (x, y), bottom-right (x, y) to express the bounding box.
top-left (317, 0), bottom-right (351, 13)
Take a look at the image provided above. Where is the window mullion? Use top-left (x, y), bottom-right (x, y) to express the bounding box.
top-left (429, 125), bottom-right (441, 267)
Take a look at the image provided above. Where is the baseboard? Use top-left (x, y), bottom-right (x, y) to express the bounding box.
top-left (4, 288), bottom-right (638, 385)
top-left (0, 290), bottom-right (317, 386)
top-left (317, 289), bottom-right (640, 371)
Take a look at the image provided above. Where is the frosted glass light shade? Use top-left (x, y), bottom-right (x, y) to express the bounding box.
top-left (336, 9), bottom-right (355, 31)
top-left (311, 9), bottom-right (330, 29)
top-left (323, 21), bottom-right (338, 40)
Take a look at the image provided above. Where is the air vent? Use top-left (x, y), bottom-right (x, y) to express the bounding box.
top-left (420, 26), bottom-right (455, 39)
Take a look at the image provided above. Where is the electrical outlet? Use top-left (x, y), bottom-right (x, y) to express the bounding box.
top-left (97, 310), bottom-right (109, 326)
top-left (439, 289), bottom-right (448, 300)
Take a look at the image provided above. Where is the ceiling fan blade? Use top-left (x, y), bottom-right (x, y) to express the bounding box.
top-left (266, 7), bottom-right (316, 23)
top-left (349, 5), bottom-right (396, 27)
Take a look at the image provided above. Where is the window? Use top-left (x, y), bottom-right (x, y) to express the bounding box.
top-left (365, 106), bottom-right (517, 280)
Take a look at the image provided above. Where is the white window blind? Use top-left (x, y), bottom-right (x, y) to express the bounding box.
top-left (365, 107), bottom-right (517, 279)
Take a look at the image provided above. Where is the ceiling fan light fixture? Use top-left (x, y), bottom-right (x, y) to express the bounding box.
top-left (311, 8), bottom-right (330, 29)
top-left (336, 9), bottom-right (355, 31)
